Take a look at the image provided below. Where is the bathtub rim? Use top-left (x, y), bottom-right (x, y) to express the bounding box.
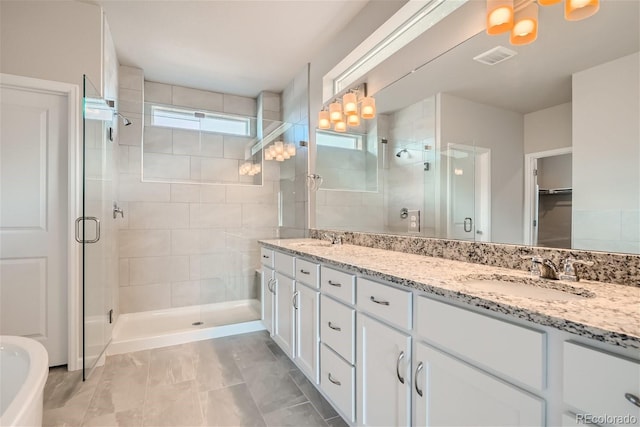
top-left (0, 335), bottom-right (49, 426)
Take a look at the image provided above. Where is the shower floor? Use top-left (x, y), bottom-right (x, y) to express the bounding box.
top-left (108, 299), bottom-right (264, 355)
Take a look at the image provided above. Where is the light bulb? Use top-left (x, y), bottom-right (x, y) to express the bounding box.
top-left (347, 114), bottom-right (360, 127)
top-left (342, 92), bottom-right (358, 116)
top-left (486, 0), bottom-right (514, 35)
top-left (283, 151), bottom-right (291, 160)
top-left (334, 120), bottom-right (347, 132)
top-left (318, 110), bottom-right (331, 129)
top-left (360, 96), bottom-right (376, 119)
top-left (275, 141), bottom-right (284, 154)
top-left (276, 154), bottom-right (284, 162)
top-left (510, 2), bottom-right (538, 45)
top-left (329, 101), bottom-right (342, 123)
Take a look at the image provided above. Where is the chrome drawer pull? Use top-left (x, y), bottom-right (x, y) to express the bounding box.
top-left (292, 291), bottom-right (299, 309)
top-left (415, 362), bottom-right (424, 397)
top-left (328, 322), bottom-right (341, 331)
top-left (299, 269), bottom-right (310, 275)
top-left (328, 280), bottom-right (342, 287)
top-left (370, 296), bottom-right (390, 306)
top-left (626, 393), bottom-right (640, 408)
top-left (328, 373), bottom-right (341, 386)
top-left (396, 351), bottom-right (405, 384)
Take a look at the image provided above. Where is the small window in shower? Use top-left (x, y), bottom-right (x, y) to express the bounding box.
top-left (316, 131), bottom-right (363, 150)
top-left (151, 105), bottom-right (251, 137)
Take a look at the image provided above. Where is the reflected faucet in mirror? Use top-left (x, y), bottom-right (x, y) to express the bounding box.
top-left (560, 258), bottom-right (595, 282)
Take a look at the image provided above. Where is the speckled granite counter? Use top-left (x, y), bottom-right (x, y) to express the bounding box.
top-left (260, 238), bottom-right (640, 350)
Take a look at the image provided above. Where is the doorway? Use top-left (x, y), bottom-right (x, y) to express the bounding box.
top-left (524, 148), bottom-right (573, 248)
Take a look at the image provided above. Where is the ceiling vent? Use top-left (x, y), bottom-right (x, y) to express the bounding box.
top-left (473, 46), bottom-right (518, 66)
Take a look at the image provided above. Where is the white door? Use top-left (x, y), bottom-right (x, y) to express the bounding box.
top-left (0, 85), bottom-right (69, 366)
top-left (413, 341), bottom-right (544, 426)
top-left (261, 266), bottom-right (275, 334)
top-left (357, 313), bottom-right (411, 426)
top-left (295, 283), bottom-right (319, 383)
top-left (273, 272), bottom-right (295, 357)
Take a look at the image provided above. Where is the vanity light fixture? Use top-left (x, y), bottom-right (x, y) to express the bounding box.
top-left (239, 162), bottom-right (261, 176)
top-left (487, 0), bottom-right (599, 46)
top-left (317, 84), bottom-right (376, 132)
top-left (263, 140), bottom-right (297, 162)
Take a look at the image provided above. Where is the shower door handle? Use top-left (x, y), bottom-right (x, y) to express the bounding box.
top-left (464, 217), bottom-right (472, 233)
top-left (75, 217), bottom-right (101, 243)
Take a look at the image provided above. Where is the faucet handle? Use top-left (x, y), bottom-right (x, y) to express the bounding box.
top-left (561, 258), bottom-right (594, 281)
top-left (520, 255), bottom-right (543, 276)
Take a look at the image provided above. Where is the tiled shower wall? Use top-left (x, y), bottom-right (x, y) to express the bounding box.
top-left (116, 66), bottom-right (280, 314)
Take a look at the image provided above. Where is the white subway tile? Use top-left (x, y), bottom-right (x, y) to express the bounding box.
top-left (118, 173), bottom-right (170, 202)
top-left (225, 181), bottom-right (276, 204)
top-left (223, 94), bottom-right (256, 116)
top-left (172, 85), bottom-right (223, 111)
top-left (200, 278), bottom-right (227, 304)
top-left (119, 113), bottom-right (143, 146)
top-left (144, 81), bottom-right (172, 104)
top-left (143, 152), bottom-right (190, 180)
top-left (143, 127), bottom-right (173, 153)
top-left (200, 185), bottom-right (226, 203)
top-left (172, 129), bottom-right (201, 156)
top-left (171, 184), bottom-right (200, 202)
top-left (223, 136), bottom-right (252, 160)
top-left (119, 88), bottom-right (143, 104)
top-left (200, 158), bottom-right (239, 183)
top-left (129, 256), bottom-right (190, 285)
top-left (170, 281), bottom-right (200, 307)
top-left (119, 66), bottom-right (144, 91)
top-left (241, 204), bottom-right (278, 228)
top-left (119, 259), bottom-right (129, 286)
top-left (120, 283), bottom-right (171, 313)
top-left (200, 133), bottom-right (224, 158)
top-left (128, 202), bottom-right (189, 229)
top-left (190, 203), bottom-right (241, 228)
top-left (119, 229), bottom-right (170, 258)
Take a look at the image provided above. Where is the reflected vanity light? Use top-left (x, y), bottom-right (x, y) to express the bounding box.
top-left (486, 0), bottom-right (599, 46)
top-left (317, 84), bottom-right (376, 132)
top-left (264, 141), bottom-right (296, 162)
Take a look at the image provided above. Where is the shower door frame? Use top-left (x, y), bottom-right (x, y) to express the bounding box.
top-left (0, 73), bottom-right (82, 372)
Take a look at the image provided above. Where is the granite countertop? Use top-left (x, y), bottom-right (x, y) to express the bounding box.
top-left (260, 238), bottom-right (640, 350)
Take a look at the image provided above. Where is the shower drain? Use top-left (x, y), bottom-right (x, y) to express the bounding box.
top-left (192, 321), bottom-right (203, 326)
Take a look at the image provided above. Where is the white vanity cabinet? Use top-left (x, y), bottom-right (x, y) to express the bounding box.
top-left (563, 341), bottom-right (640, 426)
top-left (261, 266), bottom-right (275, 334)
top-left (357, 313), bottom-right (412, 426)
top-left (413, 341), bottom-right (544, 426)
top-left (295, 282), bottom-right (320, 383)
top-left (273, 271), bottom-right (296, 358)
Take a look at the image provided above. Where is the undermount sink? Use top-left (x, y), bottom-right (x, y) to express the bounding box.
top-left (289, 241), bottom-right (335, 248)
top-left (458, 274), bottom-right (596, 301)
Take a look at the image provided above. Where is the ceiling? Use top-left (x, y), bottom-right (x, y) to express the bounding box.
top-left (97, 0), bottom-right (370, 97)
top-left (375, 0), bottom-right (639, 114)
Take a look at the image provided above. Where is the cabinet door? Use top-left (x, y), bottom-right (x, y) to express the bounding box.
top-left (295, 283), bottom-right (320, 383)
top-left (273, 272), bottom-right (295, 358)
top-left (413, 342), bottom-right (544, 426)
top-left (261, 267), bottom-right (274, 335)
top-left (357, 314), bottom-right (411, 426)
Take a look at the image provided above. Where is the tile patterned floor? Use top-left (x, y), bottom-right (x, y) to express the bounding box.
top-left (43, 331), bottom-right (348, 427)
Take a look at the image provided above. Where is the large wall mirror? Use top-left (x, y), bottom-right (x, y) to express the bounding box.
top-left (315, 1), bottom-right (639, 255)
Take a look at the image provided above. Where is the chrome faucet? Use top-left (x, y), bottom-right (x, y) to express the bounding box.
top-left (560, 258), bottom-right (594, 282)
top-left (323, 232), bottom-right (342, 245)
top-left (521, 255), bottom-right (560, 280)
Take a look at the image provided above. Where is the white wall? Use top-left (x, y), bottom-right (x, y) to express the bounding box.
top-left (572, 52), bottom-right (640, 254)
top-left (0, 1), bottom-right (102, 94)
top-left (438, 93), bottom-right (524, 244)
top-left (524, 102), bottom-right (572, 154)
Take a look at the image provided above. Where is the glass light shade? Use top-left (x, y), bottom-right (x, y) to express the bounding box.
top-left (265, 150), bottom-right (273, 160)
top-left (347, 114), bottom-right (360, 127)
top-left (329, 101), bottom-right (343, 123)
top-left (538, 0), bottom-right (560, 5)
top-left (318, 110), bottom-right (331, 129)
top-left (283, 151), bottom-right (291, 160)
top-left (342, 92), bottom-right (358, 116)
top-left (334, 120), bottom-right (347, 132)
top-left (275, 141), bottom-right (284, 154)
top-left (268, 145), bottom-right (277, 156)
top-left (286, 143), bottom-right (296, 156)
top-left (565, 0), bottom-right (599, 21)
top-left (486, 0), bottom-right (514, 35)
top-left (510, 2), bottom-right (538, 45)
top-left (360, 97), bottom-right (376, 119)
top-left (276, 154), bottom-right (284, 162)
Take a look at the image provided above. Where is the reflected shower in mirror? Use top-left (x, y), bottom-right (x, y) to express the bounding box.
top-left (315, 0), bottom-right (639, 254)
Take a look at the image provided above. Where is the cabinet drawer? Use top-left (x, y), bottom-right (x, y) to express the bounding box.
top-left (260, 247), bottom-right (274, 268)
top-left (321, 344), bottom-right (355, 422)
top-left (321, 266), bottom-right (355, 304)
top-left (356, 278), bottom-right (412, 330)
top-left (320, 295), bottom-right (355, 364)
top-left (274, 251), bottom-right (295, 277)
top-left (295, 258), bottom-right (320, 288)
top-left (564, 341), bottom-right (640, 423)
top-left (416, 296), bottom-right (546, 391)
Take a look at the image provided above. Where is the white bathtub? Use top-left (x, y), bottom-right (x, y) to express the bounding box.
top-left (0, 336), bottom-right (48, 427)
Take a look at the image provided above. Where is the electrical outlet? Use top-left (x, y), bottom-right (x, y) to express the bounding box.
top-left (408, 210), bottom-right (420, 233)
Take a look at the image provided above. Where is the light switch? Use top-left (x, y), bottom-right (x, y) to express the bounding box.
top-left (408, 210), bottom-right (420, 233)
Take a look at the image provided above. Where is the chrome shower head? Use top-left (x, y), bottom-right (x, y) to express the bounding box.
top-left (117, 112), bottom-right (132, 126)
top-left (396, 148), bottom-right (409, 158)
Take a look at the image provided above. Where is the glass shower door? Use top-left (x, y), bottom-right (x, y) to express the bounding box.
top-left (81, 75), bottom-right (113, 379)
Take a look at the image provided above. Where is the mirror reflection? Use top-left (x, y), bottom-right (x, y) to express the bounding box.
top-left (316, 1), bottom-right (639, 254)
